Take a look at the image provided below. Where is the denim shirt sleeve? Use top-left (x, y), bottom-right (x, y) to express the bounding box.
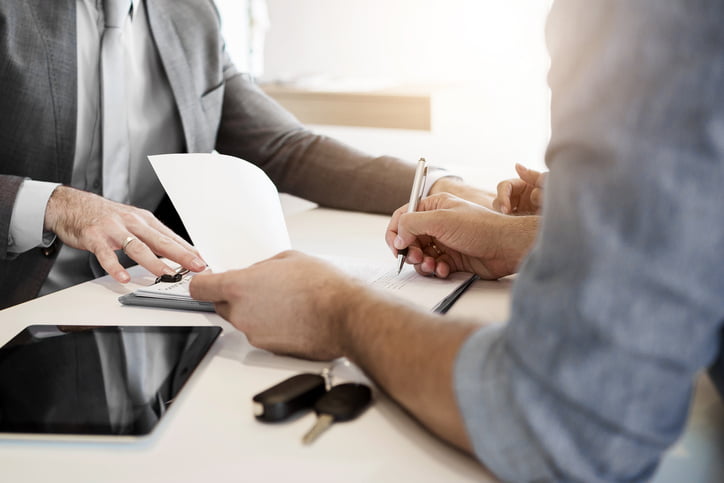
top-left (454, 1), bottom-right (724, 481)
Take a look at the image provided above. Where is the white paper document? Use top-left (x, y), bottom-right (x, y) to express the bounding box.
top-left (132, 275), bottom-right (195, 301)
top-left (322, 255), bottom-right (475, 311)
top-left (149, 153), bottom-right (290, 273)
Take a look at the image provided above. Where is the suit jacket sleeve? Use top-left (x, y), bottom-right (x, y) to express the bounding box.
top-left (0, 176), bottom-right (25, 260)
top-left (214, 57), bottom-right (417, 215)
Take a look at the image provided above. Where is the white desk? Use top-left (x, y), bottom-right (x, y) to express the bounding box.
top-left (0, 202), bottom-right (721, 482)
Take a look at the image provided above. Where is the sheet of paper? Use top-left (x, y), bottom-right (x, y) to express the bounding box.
top-left (319, 255), bottom-right (475, 311)
top-left (149, 153), bottom-right (291, 273)
top-left (133, 275), bottom-right (194, 301)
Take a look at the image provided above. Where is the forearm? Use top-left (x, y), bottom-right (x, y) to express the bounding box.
top-left (216, 75), bottom-right (415, 214)
top-left (498, 214), bottom-right (539, 273)
top-left (337, 288), bottom-right (481, 450)
top-left (429, 176), bottom-right (496, 209)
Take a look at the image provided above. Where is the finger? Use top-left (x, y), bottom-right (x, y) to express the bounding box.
top-left (94, 245), bottom-right (131, 283)
top-left (120, 234), bottom-right (180, 277)
top-left (507, 181), bottom-right (523, 214)
top-left (419, 243), bottom-right (452, 278)
top-left (515, 163), bottom-right (546, 189)
top-left (189, 272), bottom-right (229, 302)
top-left (132, 224), bottom-right (206, 272)
top-left (142, 214), bottom-right (201, 255)
top-left (496, 178), bottom-right (529, 214)
top-left (530, 187), bottom-right (543, 209)
top-left (494, 181), bottom-right (514, 214)
top-left (385, 204), bottom-right (409, 254)
top-left (421, 255), bottom-right (438, 274)
top-left (414, 256), bottom-right (437, 276)
top-left (433, 259), bottom-right (451, 278)
top-left (404, 245), bottom-right (426, 265)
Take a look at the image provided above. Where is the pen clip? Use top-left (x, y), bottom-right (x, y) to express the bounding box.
top-left (417, 166), bottom-right (428, 204)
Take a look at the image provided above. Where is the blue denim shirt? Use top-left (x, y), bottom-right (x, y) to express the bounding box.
top-left (455, 1), bottom-right (724, 481)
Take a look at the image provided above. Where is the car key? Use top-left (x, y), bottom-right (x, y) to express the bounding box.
top-left (253, 373), bottom-right (327, 422)
top-left (302, 383), bottom-right (372, 445)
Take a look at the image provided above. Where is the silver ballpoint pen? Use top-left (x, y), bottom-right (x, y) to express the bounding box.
top-left (397, 157), bottom-right (428, 274)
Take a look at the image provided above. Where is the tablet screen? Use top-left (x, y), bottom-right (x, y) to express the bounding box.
top-left (0, 325), bottom-right (221, 437)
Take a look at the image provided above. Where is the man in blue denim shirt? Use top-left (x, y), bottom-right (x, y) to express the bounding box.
top-left (190, 0), bottom-right (724, 480)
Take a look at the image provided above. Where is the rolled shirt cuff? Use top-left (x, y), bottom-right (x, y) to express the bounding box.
top-left (454, 322), bottom-right (554, 482)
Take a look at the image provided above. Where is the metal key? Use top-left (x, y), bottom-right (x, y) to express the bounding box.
top-left (302, 383), bottom-right (372, 445)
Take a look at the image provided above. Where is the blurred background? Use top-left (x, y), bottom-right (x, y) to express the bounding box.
top-left (216, 0), bottom-right (552, 190)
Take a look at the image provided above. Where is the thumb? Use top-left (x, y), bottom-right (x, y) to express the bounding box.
top-left (188, 272), bottom-right (225, 302)
top-left (515, 163), bottom-right (546, 189)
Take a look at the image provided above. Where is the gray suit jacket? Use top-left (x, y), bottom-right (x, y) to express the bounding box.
top-left (0, 0), bottom-right (415, 309)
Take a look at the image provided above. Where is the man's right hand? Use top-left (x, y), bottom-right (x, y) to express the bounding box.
top-left (44, 186), bottom-right (206, 283)
top-left (386, 193), bottom-right (538, 280)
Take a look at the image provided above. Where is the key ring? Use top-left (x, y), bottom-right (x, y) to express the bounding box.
top-left (155, 266), bottom-right (190, 284)
top-left (322, 358), bottom-right (356, 390)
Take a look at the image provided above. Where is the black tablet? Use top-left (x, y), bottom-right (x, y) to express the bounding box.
top-left (0, 325), bottom-right (221, 438)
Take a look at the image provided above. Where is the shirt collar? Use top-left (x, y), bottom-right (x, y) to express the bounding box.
top-left (85, 0), bottom-right (138, 20)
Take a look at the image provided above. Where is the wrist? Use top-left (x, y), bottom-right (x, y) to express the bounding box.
top-left (330, 279), bottom-right (383, 359)
top-left (498, 214), bottom-right (539, 272)
top-left (429, 176), bottom-right (464, 197)
top-left (430, 177), bottom-right (495, 209)
top-left (43, 185), bottom-right (69, 233)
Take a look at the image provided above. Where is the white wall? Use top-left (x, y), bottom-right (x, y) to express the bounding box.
top-left (231, 0), bottom-right (553, 189)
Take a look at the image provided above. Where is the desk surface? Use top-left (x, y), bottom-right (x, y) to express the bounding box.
top-left (0, 202), bottom-right (721, 482)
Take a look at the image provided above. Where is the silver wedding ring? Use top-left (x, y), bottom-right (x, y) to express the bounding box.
top-left (121, 236), bottom-right (138, 253)
top-left (429, 242), bottom-right (443, 256)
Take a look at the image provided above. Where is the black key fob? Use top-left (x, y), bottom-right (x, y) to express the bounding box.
top-left (252, 373), bottom-right (326, 422)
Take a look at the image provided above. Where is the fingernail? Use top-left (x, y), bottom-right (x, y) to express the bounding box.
top-left (394, 236), bottom-right (404, 249)
top-left (191, 258), bottom-right (207, 271)
top-left (118, 272), bottom-right (130, 283)
top-left (163, 266), bottom-right (177, 276)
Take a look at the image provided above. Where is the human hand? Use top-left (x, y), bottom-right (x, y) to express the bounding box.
top-left (492, 163), bottom-right (547, 215)
top-left (428, 176), bottom-right (496, 210)
top-left (189, 251), bottom-right (363, 360)
top-left (386, 193), bottom-right (538, 279)
top-left (44, 186), bottom-right (206, 283)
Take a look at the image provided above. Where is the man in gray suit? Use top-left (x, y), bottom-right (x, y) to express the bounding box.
top-left (0, 0), bottom-right (486, 309)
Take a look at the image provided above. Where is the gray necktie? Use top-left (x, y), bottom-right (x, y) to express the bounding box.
top-left (101, 0), bottom-right (132, 203)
